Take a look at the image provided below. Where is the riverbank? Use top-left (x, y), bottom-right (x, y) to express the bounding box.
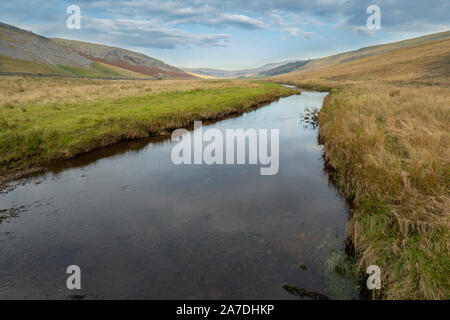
top-left (274, 37), bottom-right (450, 299)
top-left (0, 78), bottom-right (293, 179)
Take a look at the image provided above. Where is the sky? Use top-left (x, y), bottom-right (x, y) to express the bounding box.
top-left (1, 0), bottom-right (449, 69)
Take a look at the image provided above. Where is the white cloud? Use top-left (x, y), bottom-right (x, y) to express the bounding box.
top-left (283, 27), bottom-right (319, 39)
top-left (83, 17), bottom-right (231, 48)
top-left (2, 0), bottom-right (448, 52)
top-left (284, 27), bottom-right (302, 37)
top-left (168, 12), bottom-right (265, 29)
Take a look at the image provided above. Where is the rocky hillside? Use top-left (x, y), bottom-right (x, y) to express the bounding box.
top-left (0, 21), bottom-right (193, 79)
top-left (0, 22), bottom-right (92, 73)
top-left (52, 38), bottom-right (192, 78)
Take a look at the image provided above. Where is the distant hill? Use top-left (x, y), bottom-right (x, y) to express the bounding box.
top-left (274, 32), bottom-right (450, 86)
top-left (261, 60), bottom-right (310, 76)
top-left (186, 60), bottom-right (297, 78)
top-left (189, 31), bottom-right (450, 78)
top-left (262, 30), bottom-right (450, 76)
top-left (0, 22), bottom-right (193, 79)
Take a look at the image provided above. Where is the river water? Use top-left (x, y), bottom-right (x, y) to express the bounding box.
top-left (0, 91), bottom-right (358, 299)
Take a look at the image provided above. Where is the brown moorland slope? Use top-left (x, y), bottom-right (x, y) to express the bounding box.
top-left (265, 30), bottom-right (450, 77)
top-left (274, 34), bottom-right (450, 299)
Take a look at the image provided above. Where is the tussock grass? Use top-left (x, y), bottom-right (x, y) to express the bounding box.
top-left (0, 78), bottom-right (291, 176)
top-left (274, 36), bottom-right (450, 299)
top-left (0, 77), bottom-right (259, 107)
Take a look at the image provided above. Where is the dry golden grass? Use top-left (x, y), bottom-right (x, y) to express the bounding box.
top-left (274, 36), bottom-right (450, 299)
top-left (0, 77), bottom-right (258, 108)
top-left (278, 38), bottom-right (450, 85)
top-left (287, 30), bottom-right (450, 78)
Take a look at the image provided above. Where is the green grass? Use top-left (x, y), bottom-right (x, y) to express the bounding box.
top-left (0, 81), bottom-right (292, 175)
top-left (0, 55), bottom-right (70, 75)
top-left (58, 62), bottom-right (123, 78)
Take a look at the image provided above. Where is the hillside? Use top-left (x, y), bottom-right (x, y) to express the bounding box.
top-left (274, 33), bottom-right (450, 299)
top-left (261, 60), bottom-right (309, 76)
top-left (275, 34), bottom-right (450, 85)
top-left (0, 22), bottom-right (93, 75)
top-left (0, 21), bottom-right (193, 79)
top-left (186, 60), bottom-right (297, 78)
top-left (263, 30), bottom-right (450, 76)
top-left (52, 38), bottom-right (193, 78)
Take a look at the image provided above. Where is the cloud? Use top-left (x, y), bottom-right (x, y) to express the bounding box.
top-left (1, 0), bottom-right (448, 52)
top-left (283, 27), bottom-right (318, 39)
top-left (84, 1), bottom-right (265, 30)
top-left (83, 17), bottom-right (231, 49)
top-left (98, 0), bottom-right (449, 35)
top-left (269, 11), bottom-right (323, 28)
top-left (168, 13), bottom-right (265, 30)
top-left (284, 27), bottom-right (301, 37)
top-left (169, 0), bottom-right (449, 32)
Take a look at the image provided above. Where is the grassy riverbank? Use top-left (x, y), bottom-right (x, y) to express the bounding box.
top-left (0, 78), bottom-right (292, 177)
top-left (274, 37), bottom-right (450, 299)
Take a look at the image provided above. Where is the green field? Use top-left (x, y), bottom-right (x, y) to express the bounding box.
top-left (58, 62), bottom-right (124, 77)
top-left (0, 80), bottom-right (292, 176)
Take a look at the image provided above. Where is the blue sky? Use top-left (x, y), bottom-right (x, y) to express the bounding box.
top-left (1, 0), bottom-right (449, 69)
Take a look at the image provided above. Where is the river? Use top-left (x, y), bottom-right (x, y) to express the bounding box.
top-left (0, 90), bottom-right (358, 299)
